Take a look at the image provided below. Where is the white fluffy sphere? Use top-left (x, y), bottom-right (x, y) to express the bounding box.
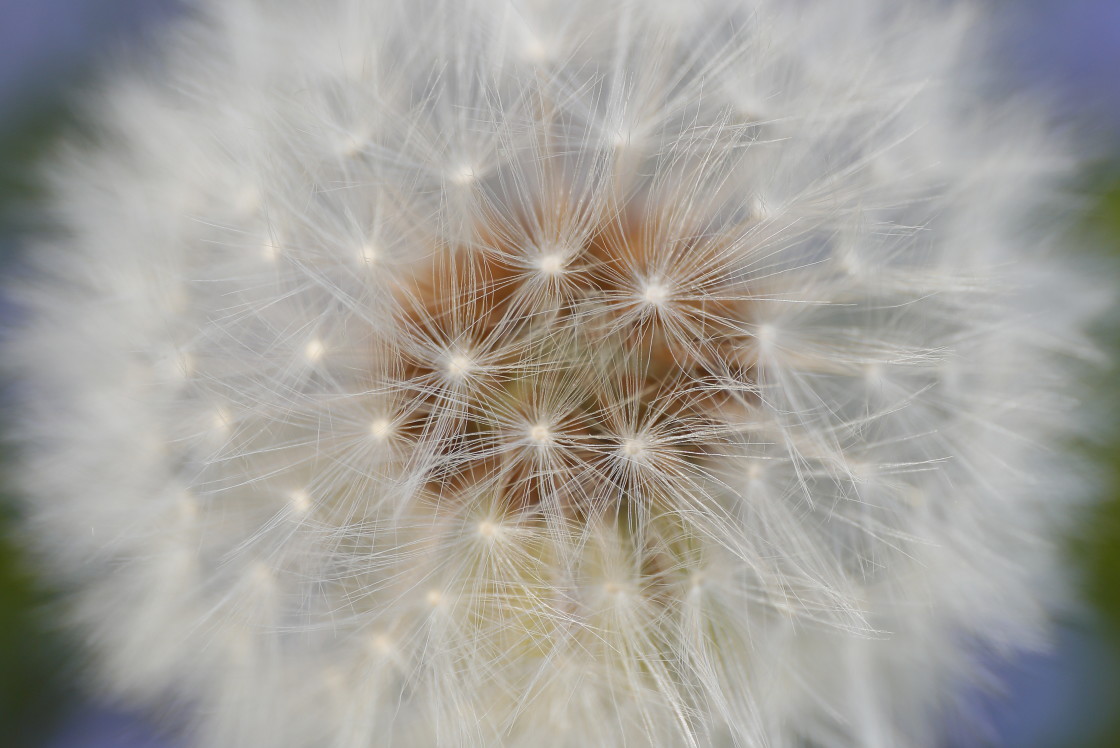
top-left (3, 0), bottom-right (1104, 746)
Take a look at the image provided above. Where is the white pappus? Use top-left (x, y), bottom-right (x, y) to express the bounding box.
top-left (1, 0), bottom-right (1107, 746)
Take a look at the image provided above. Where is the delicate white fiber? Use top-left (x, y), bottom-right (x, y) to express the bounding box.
top-left (2, 0), bottom-right (1106, 746)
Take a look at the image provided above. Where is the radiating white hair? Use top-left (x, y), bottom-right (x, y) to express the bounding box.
top-left (3, 0), bottom-right (1106, 746)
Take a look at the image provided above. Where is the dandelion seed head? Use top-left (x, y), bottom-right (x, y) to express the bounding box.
top-left (2, 0), bottom-right (1107, 746)
top-left (445, 352), bottom-right (475, 379)
top-left (521, 36), bottom-right (550, 64)
top-left (619, 437), bottom-right (647, 459)
top-left (527, 422), bottom-right (551, 444)
top-left (755, 323), bottom-right (777, 351)
top-left (249, 561), bottom-right (273, 588)
top-left (535, 251), bottom-right (566, 275)
top-left (449, 164), bottom-right (478, 186)
top-left (359, 242), bottom-right (379, 266)
top-left (210, 407), bottom-right (231, 435)
top-left (288, 489), bottom-right (312, 514)
top-left (603, 581), bottom-right (627, 597)
top-left (640, 280), bottom-right (670, 307)
top-left (370, 633), bottom-right (394, 655)
top-left (369, 418), bottom-right (393, 441)
top-left (303, 338), bottom-right (325, 363)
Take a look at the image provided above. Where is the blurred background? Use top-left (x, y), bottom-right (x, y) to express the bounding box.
top-left (0, 1), bottom-right (1118, 746)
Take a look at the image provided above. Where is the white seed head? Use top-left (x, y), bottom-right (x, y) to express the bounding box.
top-left (445, 353), bottom-right (474, 379)
top-left (620, 437), bottom-right (647, 459)
top-left (359, 242), bottom-right (378, 266)
top-left (527, 422), bottom-right (551, 444)
top-left (210, 407), bottom-right (231, 434)
top-left (288, 489), bottom-right (312, 514)
top-left (449, 164), bottom-right (478, 186)
top-left (303, 338), bottom-right (326, 362)
top-left (369, 418), bottom-right (393, 441)
top-left (369, 633), bottom-right (393, 655)
top-left (603, 581), bottom-right (627, 597)
top-left (640, 281), bottom-right (670, 306)
top-left (521, 36), bottom-right (550, 64)
top-left (536, 252), bottom-right (566, 275)
top-left (1, 1), bottom-right (1107, 747)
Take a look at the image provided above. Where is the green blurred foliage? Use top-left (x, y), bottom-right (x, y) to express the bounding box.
top-left (1064, 176), bottom-right (1120, 748)
top-left (0, 104), bottom-right (82, 748)
top-left (1078, 181), bottom-right (1120, 628)
top-left (0, 497), bottom-right (74, 748)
